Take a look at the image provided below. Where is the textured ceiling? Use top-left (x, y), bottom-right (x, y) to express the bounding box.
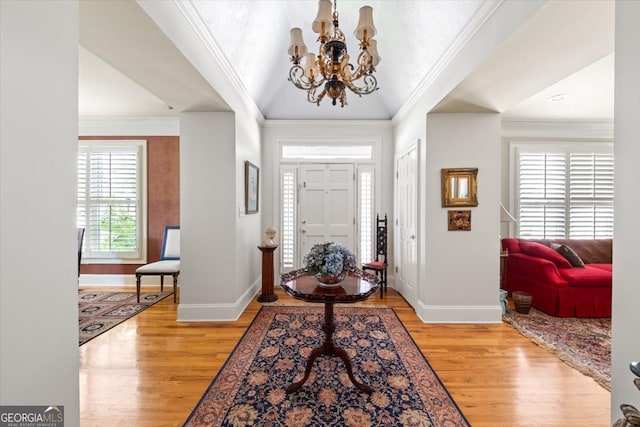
top-left (79, 0), bottom-right (614, 122)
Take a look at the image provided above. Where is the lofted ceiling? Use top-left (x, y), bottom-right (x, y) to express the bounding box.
top-left (78, 0), bottom-right (614, 122)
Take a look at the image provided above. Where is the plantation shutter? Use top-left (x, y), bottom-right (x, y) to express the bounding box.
top-left (514, 144), bottom-right (614, 240)
top-left (358, 166), bottom-right (374, 264)
top-left (518, 152), bottom-right (566, 239)
top-left (280, 167), bottom-right (297, 270)
top-left (78, 141), bottom-right (146, 262)
top-left (568, 152), bottom-right (614, 238)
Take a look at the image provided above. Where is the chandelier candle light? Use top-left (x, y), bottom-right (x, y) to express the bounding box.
top-left (287, 0), bottom-right (380, 107)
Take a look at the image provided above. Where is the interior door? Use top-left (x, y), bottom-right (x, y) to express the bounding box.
top-left (396, 148), bottom-right (418, 307)
top-left (299, 163), bottom-right (355, 261)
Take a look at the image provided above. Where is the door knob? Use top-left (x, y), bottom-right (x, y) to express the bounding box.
top-left (301, 230), bottom-right (306, 234)
top-left (301, 220), bottom-right (306, 224)
top-left (410, 234), bottom-right (416, 239)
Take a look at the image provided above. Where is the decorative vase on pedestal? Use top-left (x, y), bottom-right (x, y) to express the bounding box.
top-left (315, 272), bottom-right (347, 288)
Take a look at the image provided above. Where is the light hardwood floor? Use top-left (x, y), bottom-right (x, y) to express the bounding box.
top-left (79, 287), bottom-right (610, 426)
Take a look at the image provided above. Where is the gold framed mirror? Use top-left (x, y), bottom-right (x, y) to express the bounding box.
top-left (441, 168), bottom-right (478, 207)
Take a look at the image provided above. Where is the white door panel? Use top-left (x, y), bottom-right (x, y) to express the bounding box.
top-left (396, 148), bottom-right (418, 307)
top-left (299, 164), bottom-right (355, 261)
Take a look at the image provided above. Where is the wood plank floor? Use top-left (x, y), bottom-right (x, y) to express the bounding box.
top-left (79, 286), bottom-right (611, 426)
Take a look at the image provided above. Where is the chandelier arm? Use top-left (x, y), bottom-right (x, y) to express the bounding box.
top-left (342, 74), bottom-right (378, 96)
top-left (309, 87), bottom-right (328, 106)
top-left (289, 65), bottom-right (324, 91)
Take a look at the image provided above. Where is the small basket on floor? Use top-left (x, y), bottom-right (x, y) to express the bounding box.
top-left (512, 291), bottom-right (533, 314)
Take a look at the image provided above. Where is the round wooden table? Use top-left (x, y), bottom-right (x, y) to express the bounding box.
top-left (280, 268), bottom-right (379, 394)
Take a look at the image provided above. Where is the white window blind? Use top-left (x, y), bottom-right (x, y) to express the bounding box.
top-left (358, 167), bottom-right (374, 263)
top-left (515, 144), bottom-right (613, 239)
top-left (568, 152), bottom-right (614, 238)
top-left (78, 140), bottom-right (146, 263)
top-left (281, 167), bottom-right (297, 269)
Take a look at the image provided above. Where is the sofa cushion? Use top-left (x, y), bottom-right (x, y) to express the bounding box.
top-left (501, 238), bottom-right (521, 253)
top-left (589, 263), bottom-right (612, 272)
top-left (551, 243), bottom-right (585, 268)
top-left (558, 265), bottom-right (612, 288)
top-left (534, 239), bottom-right (612, 264)
top-left (519, 241), bottom-right (572, 268)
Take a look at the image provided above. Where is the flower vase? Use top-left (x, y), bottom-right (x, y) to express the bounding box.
top-left (315, 271), bottom-right (347, 288)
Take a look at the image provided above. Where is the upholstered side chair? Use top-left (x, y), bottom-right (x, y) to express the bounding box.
top-left (135, 226), bottom-right (180, 303)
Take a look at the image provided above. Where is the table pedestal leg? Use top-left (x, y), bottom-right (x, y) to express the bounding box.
top-left (286, 302), bottom-right (372, 394)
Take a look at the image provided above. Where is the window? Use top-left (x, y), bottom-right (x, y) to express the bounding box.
top-left (78, 140), bottom-right (147, 263)
top-left (358, 166), bottom-right (374, 263)
top-left (282, 145), bottom-right (372, 160)
top-left (281, 167), bottom-right (297, 269)
top-left (514, 143), bottom-right (613, 239)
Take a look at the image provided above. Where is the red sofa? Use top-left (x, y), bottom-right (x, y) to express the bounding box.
top-left (501, 238), bottom-right (612, 317)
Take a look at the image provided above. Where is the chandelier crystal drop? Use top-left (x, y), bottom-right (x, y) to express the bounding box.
top-left (287, 0), bottom-right (380, 107)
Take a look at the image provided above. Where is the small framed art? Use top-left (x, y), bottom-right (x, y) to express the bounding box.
top-left (448, 210), bottom-right (471, 231)
top-left (245, 161), bottom-right (259, 214)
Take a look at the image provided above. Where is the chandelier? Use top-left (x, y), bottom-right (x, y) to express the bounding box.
top-left (287, 0), bottom-right (380, 107)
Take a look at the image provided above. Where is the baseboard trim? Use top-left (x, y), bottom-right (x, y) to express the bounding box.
top-left (415, 302), bottom-right (503, 323)
top-left (176, 279), bottom-right (261, 322)
top-left (79, 274), bottom-right (135, 286)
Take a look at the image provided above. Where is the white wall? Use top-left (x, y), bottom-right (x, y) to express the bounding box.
top-left (392, 1), bottom-right (545, 323)
top-left (235, 114), bottom-right (263, 303)
top-left (0, 1), bottom-right (80, 424)
top-left (143, 0), bottom-right (264, 321)
top-left (178, 113), bottom-right (241, 320)
top-left (611, 0), bottom-right (640, 421)
top-left (421, 113), bottom-right (502, 323)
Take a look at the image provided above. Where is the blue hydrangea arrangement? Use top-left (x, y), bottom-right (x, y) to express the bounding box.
top-left (303, 242), bottom-right (357, 276)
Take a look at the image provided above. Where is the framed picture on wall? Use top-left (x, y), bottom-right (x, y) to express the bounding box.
top-left (245, 161), bottom-right (259, 214)
top-left (448, 210), bottom-right (471, 231)
top-left (441, 168), bottom-right (478, 207)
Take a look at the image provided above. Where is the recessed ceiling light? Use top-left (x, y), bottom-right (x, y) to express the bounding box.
top-left (547, 93), bottom-right (567, 102)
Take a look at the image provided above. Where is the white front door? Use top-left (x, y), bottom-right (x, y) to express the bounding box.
top-left (299, 163), bottom-right (355, 262)
top-left (396, 148), bottom-right (418, 307)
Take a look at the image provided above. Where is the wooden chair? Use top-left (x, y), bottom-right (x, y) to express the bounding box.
top-left (362, 214), bottom-right (388, 297)
top-left (77, 227), bottom-right (85, 279)
top-left (135, 226), bottom-right (180, 303)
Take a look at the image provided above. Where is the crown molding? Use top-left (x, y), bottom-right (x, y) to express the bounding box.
top-left (392, 1), bottom-right (504, 125)
top-left (79, 117), bottom-right (180, 136)
top-left (175, 1), bottom-right (264, 124)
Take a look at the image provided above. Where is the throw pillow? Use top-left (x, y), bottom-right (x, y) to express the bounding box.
top-left (551, 243), bottom-right (586, 268)
top-left (519, 241), bottom-right (573, 268)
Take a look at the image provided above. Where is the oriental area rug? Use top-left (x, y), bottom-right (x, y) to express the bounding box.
top-left (503, 307), bottom-right (611, 390)
top-left (184, 306), bottom-right (469, 427)
top-left (78, 290), bottom-right (171, 346)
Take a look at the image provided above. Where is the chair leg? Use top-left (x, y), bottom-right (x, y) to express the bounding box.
top-left (382, 269), bottom-right (387, 295)
top-left (160, 275), bottom-right (164, 292)
top-left (136, 274), bottom-right (141, 303)
top-left (172, 274), bottom-right (178, 303)
top-left (378, 269), bottom-right (387, 298)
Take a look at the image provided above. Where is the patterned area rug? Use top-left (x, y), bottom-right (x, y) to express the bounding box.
top-left (184, 306), bottom-right (469, 427)
top-left (503, 307), bottom-right (611, 390)
top-left (78, 290), bottom-right (171, 346)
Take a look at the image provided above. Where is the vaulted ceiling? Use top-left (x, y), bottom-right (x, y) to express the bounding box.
top-left (78, 0), bottom-right (614, 122)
